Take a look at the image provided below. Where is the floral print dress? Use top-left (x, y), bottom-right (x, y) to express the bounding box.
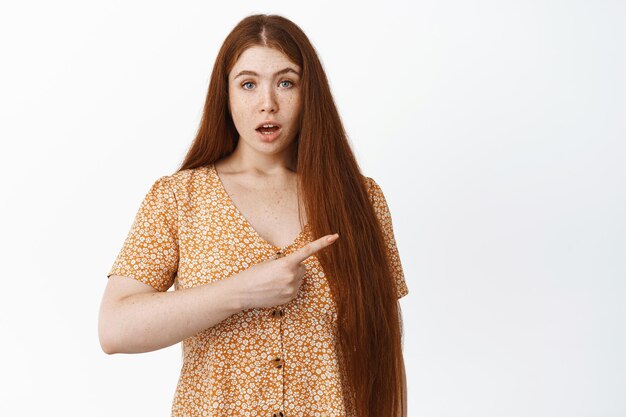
top-left (107, 163), bottom-right (409, 417)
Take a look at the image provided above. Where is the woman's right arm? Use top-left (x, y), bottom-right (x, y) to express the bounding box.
top-left (99, 234), bottom-right (338, 355)
top-left (98, 274), bottom-right (245, 354)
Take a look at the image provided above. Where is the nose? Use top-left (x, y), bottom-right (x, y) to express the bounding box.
top-left (259, 85), bottom-right (278, 113)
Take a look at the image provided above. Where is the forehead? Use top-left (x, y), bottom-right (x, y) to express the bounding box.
top-left (230, 46), bottom-right (300, 76)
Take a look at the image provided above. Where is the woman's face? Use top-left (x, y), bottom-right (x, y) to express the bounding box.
top-left (228, 45), bottom-right (302, 156)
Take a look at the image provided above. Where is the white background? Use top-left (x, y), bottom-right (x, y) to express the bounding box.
top-left (1, 1), bottom-right (624, 416)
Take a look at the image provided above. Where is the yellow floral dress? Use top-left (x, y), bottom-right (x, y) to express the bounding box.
top-left (107, 163), bottom-right (409, 417)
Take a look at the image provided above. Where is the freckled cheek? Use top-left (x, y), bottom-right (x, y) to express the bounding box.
top-left (283, 94), bottom-right (300, 111)
top-left (229, 96), bottom-right (255, 126)
top-left (286, 96), bottom-right (302, 121)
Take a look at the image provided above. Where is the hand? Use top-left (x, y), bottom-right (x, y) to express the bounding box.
top-left (234, 233), bottom-right (340, 309)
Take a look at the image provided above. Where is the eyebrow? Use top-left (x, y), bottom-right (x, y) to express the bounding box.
top-left (233, 67), bottom-right (301, 80)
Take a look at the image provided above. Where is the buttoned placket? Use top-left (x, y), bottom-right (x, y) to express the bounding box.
top-left (270, 305), bottom-right (286, 417)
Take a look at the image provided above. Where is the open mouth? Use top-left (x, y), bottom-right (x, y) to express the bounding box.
top-left (255, 123), bottom-right (282, 135)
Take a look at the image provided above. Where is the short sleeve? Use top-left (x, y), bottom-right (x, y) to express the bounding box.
top-left (107, 175), bottom-right (179, 292)
top-left (365, 177), bottom-right (409, 299)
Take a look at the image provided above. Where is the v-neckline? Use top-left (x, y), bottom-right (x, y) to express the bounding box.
top-left (209, 163), bottom-right (310, 252)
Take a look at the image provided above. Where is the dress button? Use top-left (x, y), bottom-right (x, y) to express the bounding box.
top-left (272, 308), bottom-right (285, 318)
top-left (271, 356), bottom-right (284, 368)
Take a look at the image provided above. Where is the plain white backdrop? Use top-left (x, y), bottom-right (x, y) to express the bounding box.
top-left (0, 0), bottom-right (624, 416)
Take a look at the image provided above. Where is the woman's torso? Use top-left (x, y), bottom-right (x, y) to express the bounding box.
top-left (169, 163), bottom-right (352, 417)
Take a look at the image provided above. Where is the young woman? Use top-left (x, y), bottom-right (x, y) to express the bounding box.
top-left (99, 13), bottom-right (409, 417)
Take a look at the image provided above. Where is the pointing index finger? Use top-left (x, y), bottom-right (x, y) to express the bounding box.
top-left (286, 233), bottom-right (339, 264)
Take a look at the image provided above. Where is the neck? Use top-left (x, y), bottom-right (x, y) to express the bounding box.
top-left (225, 137), bottom-right (298, 174)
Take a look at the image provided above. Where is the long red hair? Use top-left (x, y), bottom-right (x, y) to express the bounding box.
top-left (177, 14), bottom-right (406, 417)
